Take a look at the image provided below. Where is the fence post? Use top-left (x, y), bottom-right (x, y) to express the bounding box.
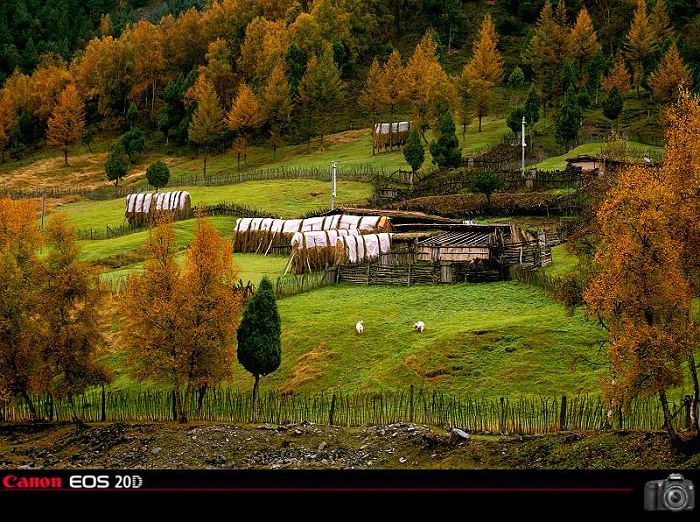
top-left (409, 385), bottom-right (414, 423)
top-left (329, 393), bottom-right (336, 426)
top-left (559, 395), bottom-right (567, 431)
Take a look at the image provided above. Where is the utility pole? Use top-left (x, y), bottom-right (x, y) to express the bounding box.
top-left (521, 116), bottom-right (527, 178)
top-left (331, 161), bottom-right (337, 211)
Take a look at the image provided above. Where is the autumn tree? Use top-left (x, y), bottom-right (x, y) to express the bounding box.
top-left (455, 67), bottom-right (471, 137)
top-left (358, 58), bottom-right (384, 127)
top-left (569, 7), bottom-right (601, 75)
top-left (260, 62), bottom-right (292, 158)
top-left (237, 276), bottom-right (281, 422)
top-left (603, 52), bottom-right (632, 95)
top-left (201, 38), bottom-right (237, 108)
top-left (122, 219), bottom-right (184, 421)
top-left (47, 84), bottom-right (85, 167)
top-left (188, 76), bottom-right (226, 179)
top-left (525, 2), bottom-right (571, 101)
top-left (649, 44), bottom-right (692, 102)
top-left (298, 45), bottom-right (343, 148)
top-left (238, 17), bottom-right (289, 86)
top-left (377, 49), bottom-right (407, 118)
top-left (583, 165), bottom-right (691, 439)
top-left (0, 89), bottom-right (16, 161)
top-left (39, 215), bottom-right (110, 421)
top-left (602, 86), bottom-right (624, 129)
top-left (227, 83), bottom-right (263, 170)
top-left (0, 198), bottom-right (42, 419)
top-left (649, 0), bottom-right (673, 44)
top-left (146, 160), bottom-right (170, 190)
top-left (405, 31), bottom-right (453, 138)
top-left (626, 0), bottom-right (657, 97)
top-left (464, 15), bottom-right (504, 132)
top-left (178, 217), bottom-right (243, 419)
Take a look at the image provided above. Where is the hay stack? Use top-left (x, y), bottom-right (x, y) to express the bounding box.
top-left (289, 229), bottom-right (361, 274)
top-left (125, 191), bottom-right (192, 226)
top-left (373, 122), bottom-right (410, 153)
top-left (232, 214), bottom-right (392, 254)
top-left (335, 233), bottom-right (393, 265)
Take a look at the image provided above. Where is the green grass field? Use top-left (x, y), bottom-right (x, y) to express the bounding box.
top-left (103, 282), bottom-right (607, 397)
top-left (56, 179), bottom-right (374, 233)
top-left (542, 245), bottom-right (580, 278)
top-left (534, 141), bottom-right (663, 171)
top-left (160, 117), bottom-right (510, 182)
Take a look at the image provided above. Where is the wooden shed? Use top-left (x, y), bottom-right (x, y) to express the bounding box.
top-left (415, 228), bottom-right (504, 263)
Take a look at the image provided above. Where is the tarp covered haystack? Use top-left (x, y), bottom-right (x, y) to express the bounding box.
top-left (373, 121), bottom-right (410, 152)
top-left (233, 214), bottom-right (392, 254)
top-left (335, 233), bottom-right (393, 265)
top-left (125, 191), bottom-right (192, 226)
top-left (289, 229), bottom-right (361, 274)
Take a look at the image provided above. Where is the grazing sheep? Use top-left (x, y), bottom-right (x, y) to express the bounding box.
top-left (356, 320), bottom-right (364, 335)
top-left (413, 321), bottom-right (426, 333)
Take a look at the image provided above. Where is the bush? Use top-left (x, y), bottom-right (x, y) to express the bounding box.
top-left (553, 273), bottom-right (587, 308)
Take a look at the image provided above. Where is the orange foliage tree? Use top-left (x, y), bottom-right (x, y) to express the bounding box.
top-left (358, 58), bottom-right (384, 127)
top-left (377, 49), bottom-right (406, 119)
top-left (188, 76), bottom-right (226, 179)
top-left (569, 7), bottom-right (601, 76)
top-left (649, 44), bottom-right (692, 102)
top-left (122, 217), bottom-right (242, 423)
top-left (463, 14), bottom-right (504, 132)
top-left (0, 88), bottom-right (16, 161)
top-left (260, 61), bottom-right (292, 157)
top-left (38, 215), bottom-right (110, 421)
top-left (227, 83), bottom-right (263, 170)
top-left (626, 0), bottom-right (657, 98)
top-left (238, 17), bottom-right (289, 86)
top-left (603, 52), bottom-right (632, 95)
top-left (47, 84), bottom-right (86, 166)
top-left (0, 199), bottom-right (43, 419)
top-left (583, 165), bottom-right (692, 438)
top-left (404, 31), bottom-right (453, 138)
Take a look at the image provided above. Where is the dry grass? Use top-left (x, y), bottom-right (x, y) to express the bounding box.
top-left (281, 342), bottom-right (338, 394)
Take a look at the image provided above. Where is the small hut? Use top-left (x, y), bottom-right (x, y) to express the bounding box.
top-left (232, 214), bottom-right (392, 254)
top-left (335, 233), bottom-right (393, 265)
top-left (125, 191), bottom-right (192, 226)
top-left (288, 229), bottom-right (361, 274)
top-left (372, 121), bottom-right (410, 154)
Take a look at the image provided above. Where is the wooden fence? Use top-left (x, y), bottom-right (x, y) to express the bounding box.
top-left (335, 260), bottom-right (504, 285)
top-left (0, 389), bottom-right (693, 433)
top-left (0, 164), bottom-right (386, 202)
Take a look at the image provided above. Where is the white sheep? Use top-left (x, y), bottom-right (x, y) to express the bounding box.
top-left (413, 321), bottom-right (426, 333)
top-left (355, 320), bottom-right (364, 335)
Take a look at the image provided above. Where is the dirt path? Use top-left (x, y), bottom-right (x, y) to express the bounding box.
top-left (1, 422), bottom-right (698, 470)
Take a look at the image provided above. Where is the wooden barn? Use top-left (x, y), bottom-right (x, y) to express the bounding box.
top-left (372, 121), bottom-right (410, 154)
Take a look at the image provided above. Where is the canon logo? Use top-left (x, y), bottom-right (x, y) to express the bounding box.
top-left (2, 475), bottom-right (62, 489)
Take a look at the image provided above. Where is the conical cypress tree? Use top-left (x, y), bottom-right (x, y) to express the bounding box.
top-left (237, 277), bottom-right (281, 421)
top-left (429, 109), bottom-right (462, 168)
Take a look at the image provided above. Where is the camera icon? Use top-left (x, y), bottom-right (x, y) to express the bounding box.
top-left (644, 474), bottom-right (695, 512)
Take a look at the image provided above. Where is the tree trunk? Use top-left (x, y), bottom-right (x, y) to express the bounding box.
top-left (67, 394), bottom-right (79, 423)
top-left (196, 385), bottom-right (207, 417)
top-left (688, 351), bottom-right (699, 431)
top-left (478, 114), bottom-right (483, 133)
top-left (20, 389), bottom-right (37, 421)
top-left (659, 390), bottom-right (677, 440)
top-left (251, 374), bottom-right (260, 423)
top-left (171, 388), bottom-right (177, 422)
top-left (178, 386), bottom-right (191, 424)
top-left (100, 384), bottom-right (106, 422)
top-left (202, 154), bottom-right (207, 180)
top-left (63, 149), bottom-right (68, 166)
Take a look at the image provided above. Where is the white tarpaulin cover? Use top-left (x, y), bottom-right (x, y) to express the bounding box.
top-left (126, 191), bottom-right (190, 213)
top-left (291, 229), bottom-right (360, 249)
top-left (337, 233), bottom-right (392, 264)
top-left (234, 214), bottom-right (384, 234)
top-left (374, 122), bottom-right (410, 134)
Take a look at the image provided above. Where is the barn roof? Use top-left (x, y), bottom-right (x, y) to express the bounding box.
top-left (417, 230), bottom-right (505, 248)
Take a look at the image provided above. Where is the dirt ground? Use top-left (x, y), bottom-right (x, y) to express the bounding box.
top-left (1, 422), bottom-right (698, 470)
